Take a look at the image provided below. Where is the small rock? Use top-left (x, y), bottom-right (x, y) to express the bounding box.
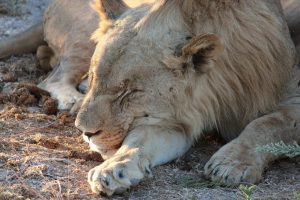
top-left (0, 94), bottom-right (8, 103)
top-left (42, 96), bottom-right (58, 115)
top-left (10, 87), bottom-right (38, 106)
top-left (2, 72), bottom-right (17, 82)
top-left (58, 112), bottom-right (74, 124)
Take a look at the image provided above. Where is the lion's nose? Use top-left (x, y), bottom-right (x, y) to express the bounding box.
top-left (83, 130), bottom-right (103, 138)
top-left (75, 117), bottom-right (101, 134)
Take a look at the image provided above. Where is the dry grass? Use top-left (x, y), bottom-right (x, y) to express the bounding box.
top-left (0, 106), bottom-right (102, 199)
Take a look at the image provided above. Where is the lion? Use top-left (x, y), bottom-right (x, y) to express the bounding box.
top-left (73, 0), bottom-right (300, 196)
top-left (0, 0), bottom-right (300, 197)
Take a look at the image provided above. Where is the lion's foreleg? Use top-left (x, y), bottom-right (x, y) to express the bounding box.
top-left (38, 58), bottom-right (88, 112)
top-left (87, 125), bottom-right (192, 196)
top-left (204, 108), bottom-right (300, 184)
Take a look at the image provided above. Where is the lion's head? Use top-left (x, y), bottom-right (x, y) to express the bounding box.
top-left (75, 0), bottom-right (295, 159)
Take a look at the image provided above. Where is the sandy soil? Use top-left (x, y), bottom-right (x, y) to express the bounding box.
top-left (0, 1), bottom-right (299, 200)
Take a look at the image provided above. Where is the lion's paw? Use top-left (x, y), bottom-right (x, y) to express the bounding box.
top-left (38, 82), bottom-right (84, 112)
top-left (88, 151), bottom-right (152, 196)
top-left (53, 90), bottom-right (83, 111)
top-left (204, 142), bottom-right (264, 184)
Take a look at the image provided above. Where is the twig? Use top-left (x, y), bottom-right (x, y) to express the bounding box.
top-left (18, 121), bottom-right (57, 135)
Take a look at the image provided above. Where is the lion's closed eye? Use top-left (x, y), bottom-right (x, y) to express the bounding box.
top-left (119, 89), bottom-right (142, 101)
top-left (117, 89), bottom-right (143, 108)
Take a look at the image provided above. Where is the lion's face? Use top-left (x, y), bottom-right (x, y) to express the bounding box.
top-left (75, 4), bottom-right (223, 158)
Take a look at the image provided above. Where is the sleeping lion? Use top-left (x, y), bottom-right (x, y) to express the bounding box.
top-left (1, 0), bottom-right (300, 196)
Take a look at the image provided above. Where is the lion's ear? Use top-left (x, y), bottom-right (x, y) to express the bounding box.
top-left (92, 0), bottom-right (128, 21)
top-left (91, 0), bottom-right (128, 42)
top-left (182, 33), bottom-right (223, 73)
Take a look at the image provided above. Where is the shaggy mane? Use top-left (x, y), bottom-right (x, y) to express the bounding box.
top-left (137, 0), bottom-right (296, 140)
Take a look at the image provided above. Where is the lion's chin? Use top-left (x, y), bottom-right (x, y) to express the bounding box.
top-left (82, 132), bottom-right (125, 160)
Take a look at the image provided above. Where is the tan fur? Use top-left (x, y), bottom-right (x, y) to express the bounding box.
top-left (144, 0), bottom-right (295, 140)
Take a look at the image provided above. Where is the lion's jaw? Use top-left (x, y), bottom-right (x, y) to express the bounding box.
top-left (83, 134), bottom-right (119, 160)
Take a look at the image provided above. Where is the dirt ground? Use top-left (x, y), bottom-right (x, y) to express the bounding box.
top-left (0, 0), bottom-right (299, 200)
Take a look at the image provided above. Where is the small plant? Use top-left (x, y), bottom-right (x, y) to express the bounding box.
top-left (237, 184), bottom-right (256, 200)
top-left (295, 191), bottom-right (300, 200)
top-left (256, 141), bottom-right (300, 158)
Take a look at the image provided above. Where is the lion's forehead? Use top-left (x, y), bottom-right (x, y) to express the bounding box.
top-left (92, 2), bottom-right (192, 78)
top-left (93, 37), bottom-right (178, 91)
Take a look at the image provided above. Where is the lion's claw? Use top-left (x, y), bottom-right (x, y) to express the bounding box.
top-left (204, 142), bottom-right (264, 184)
top-left (88, 151), bottom-right (151, 196)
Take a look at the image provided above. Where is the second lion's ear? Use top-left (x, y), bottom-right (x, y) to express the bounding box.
top-left (181, 33), bottom-right (223, 73)
top-left (92, 0), bottom-right (128, 21)
top-left (91, 0), bottom-right (128, 42)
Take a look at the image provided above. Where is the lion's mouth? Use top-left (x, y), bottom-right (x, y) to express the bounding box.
top-left (83, 129), bottom-right (127, 153)
top-left (83, 130), bottom-right (102, 139)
